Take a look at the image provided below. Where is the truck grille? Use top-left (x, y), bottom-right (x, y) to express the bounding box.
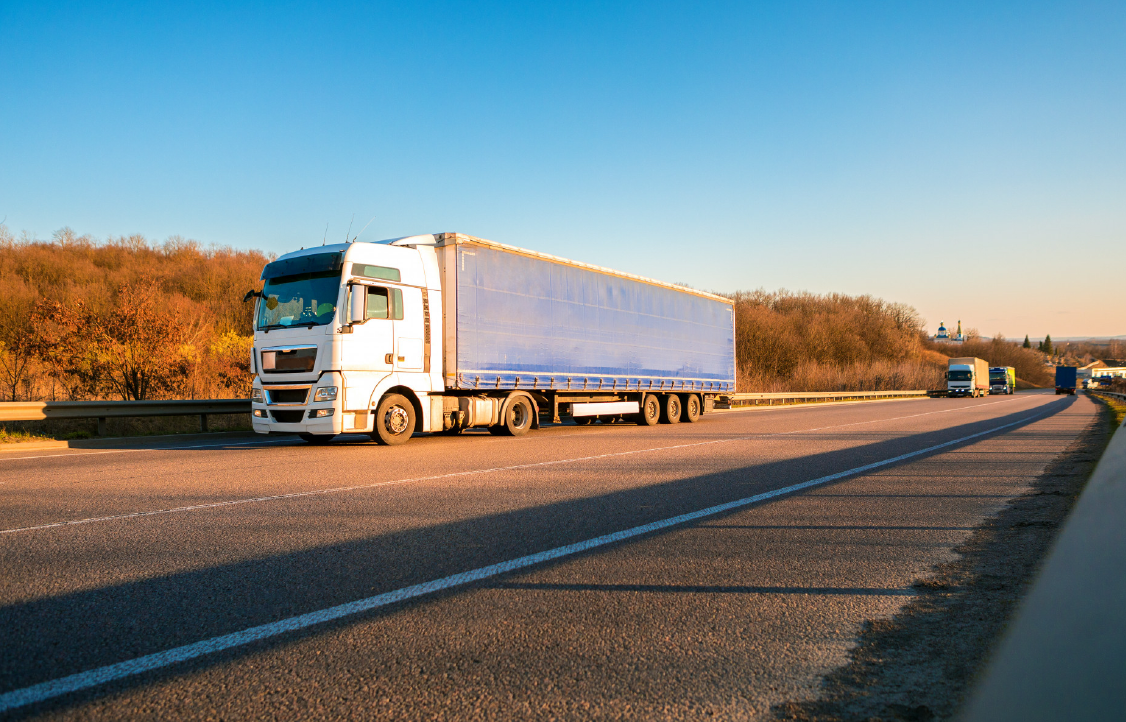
top-left (270, 410), bottom-right (306, 423)
top-left (261, 347), bottom-right (317, 373)
top-left (266, 387), bottom-right (310, 404)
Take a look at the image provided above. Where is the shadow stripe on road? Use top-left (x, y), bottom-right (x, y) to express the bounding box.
top-left (0, 403), bottom-right (1059, 715)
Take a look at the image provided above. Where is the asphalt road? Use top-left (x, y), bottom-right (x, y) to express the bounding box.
top-left (0, 390), bottom-right (1095, 720)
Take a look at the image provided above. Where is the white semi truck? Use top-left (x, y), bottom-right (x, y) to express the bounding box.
top-left (947, 357), bottom-right (989, 398)
top-left (246, 233), bottom-right (736, 445)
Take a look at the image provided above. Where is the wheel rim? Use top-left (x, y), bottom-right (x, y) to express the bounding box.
top-left (670, 398), bottom-right (680, 417)
top-left (646, 398), bottom-right (659, 420)
top-left (385, 405), bottom-right (409, 435)
top-left (688, 397), bottom-right (699, 416)
top-left (510, 401), bottom-right (528, 428)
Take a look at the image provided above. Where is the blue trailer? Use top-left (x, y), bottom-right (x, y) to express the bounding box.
top-left (435, 234), bottom-right (736, 427)
top-left (1055, 366), bottom-right (1077, 395)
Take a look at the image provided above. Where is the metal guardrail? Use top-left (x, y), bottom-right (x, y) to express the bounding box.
top-left (963, 395), bottom-right (1126, 720)
top-left (718, 390), bottom-right (929, 408)
top-left (0, 399), bottom-right (250, 435)
top-left (1088, 389), bottom-right (1126, 402)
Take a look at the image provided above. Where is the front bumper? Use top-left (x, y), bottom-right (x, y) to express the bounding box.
top-left (252, 373), bottom-right (343, 435)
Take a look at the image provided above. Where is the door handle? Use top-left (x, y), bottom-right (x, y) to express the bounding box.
top-left (385, 353), bottom-right (393, 364)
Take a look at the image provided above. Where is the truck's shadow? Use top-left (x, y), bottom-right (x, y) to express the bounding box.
top-left (0, 397), bottom-right (1075, 716)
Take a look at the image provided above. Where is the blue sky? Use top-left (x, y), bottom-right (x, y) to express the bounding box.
top-left (2, 1), bottom-right (1123, 337)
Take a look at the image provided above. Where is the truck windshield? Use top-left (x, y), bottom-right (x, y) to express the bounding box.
top-left (257, 270), bottom-right (341, 329)
top-left (949, 370), bottom-right (973, 381)
top-left (989, 375), bottom-right (1006, 383)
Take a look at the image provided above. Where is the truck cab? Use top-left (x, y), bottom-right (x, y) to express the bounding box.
top-left (248, 238), bottom-right (443, 443)
top-left (947, 364), bottom-right (976, 397)
top-left (988, 366), bottom-right (1015, 395)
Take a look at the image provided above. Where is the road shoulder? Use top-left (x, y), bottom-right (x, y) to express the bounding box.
top-left (769, 397), bottom-right (1112, 721)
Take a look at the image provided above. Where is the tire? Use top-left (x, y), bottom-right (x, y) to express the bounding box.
top-left (681, 394), bottom-right (701, 423)
top-left (637, 395), bottom-right (660, 426)
top-left (298, 433), bottom-right (334, 445)
top-left (660, 394), bottom-right (682, 424)
top-left (371, 393), bottom-right (416, 445)
top-left (496, 395), bottom-right (534, 436)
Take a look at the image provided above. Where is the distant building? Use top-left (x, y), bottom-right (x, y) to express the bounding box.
top-left (1082, 360), bottom-right (1126, 381)
top-left (933, 319), bottom-right (964, 344)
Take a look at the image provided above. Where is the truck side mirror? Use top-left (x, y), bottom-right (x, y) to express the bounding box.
top-left (349, 285), bottom-right (366, 324)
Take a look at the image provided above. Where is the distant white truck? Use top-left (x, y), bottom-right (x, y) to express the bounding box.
top-left (947, 357), bottom-right (989, 398)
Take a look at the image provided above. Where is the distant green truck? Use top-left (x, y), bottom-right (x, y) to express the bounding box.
top-left (989, 366), bottom-right (1016, 395)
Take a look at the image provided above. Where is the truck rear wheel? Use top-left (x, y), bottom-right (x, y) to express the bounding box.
top-left (637, 395), bottom-right (660, 426)
top-left (371, 393), bottom-right (416, 445)
top-left (681, 394), bottom-right (701, 423)
top-left (496, 395), bottom-right (534, 436)
top-left (660, 394), bottom-right (682, 424)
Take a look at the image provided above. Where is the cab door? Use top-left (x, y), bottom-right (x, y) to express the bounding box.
top-left (342, 284), bottom-right (394, 410)
top-left (390, 286), bottom-right (426, 374)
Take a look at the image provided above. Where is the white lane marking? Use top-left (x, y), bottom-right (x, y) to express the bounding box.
top-left (0, 395), bottom-right (1040, 535)
top-left (0, 406), bottom-right (1052, 713)
top-left (0, 437), bottom-right (298, 463)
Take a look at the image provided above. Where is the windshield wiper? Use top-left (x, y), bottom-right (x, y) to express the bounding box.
top-left (259, 321), bottom-right (323, 333)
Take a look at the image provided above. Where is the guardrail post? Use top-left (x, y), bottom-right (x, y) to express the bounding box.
top-left (97, 417), bottom-right (106, 436)
top-left (199, 414), bottom-right (208, 433)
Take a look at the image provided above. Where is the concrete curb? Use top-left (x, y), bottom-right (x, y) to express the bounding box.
top-left (962, 409), bottom-right (1126, 720)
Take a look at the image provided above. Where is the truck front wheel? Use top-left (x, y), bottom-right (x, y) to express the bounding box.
top-left (371, 393), bottom-right (416, 445)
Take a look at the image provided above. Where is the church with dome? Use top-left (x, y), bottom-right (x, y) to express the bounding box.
top-left (933, 320), bottom-right (965, 344)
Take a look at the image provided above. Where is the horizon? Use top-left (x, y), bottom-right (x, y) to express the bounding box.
top-left (2, 1), bottom-right (1123, 338)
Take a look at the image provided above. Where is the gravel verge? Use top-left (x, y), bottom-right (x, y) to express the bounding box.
top-left (767, 399), bottom-right (1116, 722)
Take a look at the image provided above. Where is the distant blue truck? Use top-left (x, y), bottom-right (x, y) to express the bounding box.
top-left (1055, 366), bottom-right (1077, 395)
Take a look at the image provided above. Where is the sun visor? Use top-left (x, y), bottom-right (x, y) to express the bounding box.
top-left (261, 252), bottom-right (343, 280)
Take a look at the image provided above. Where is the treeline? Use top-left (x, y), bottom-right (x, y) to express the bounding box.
top-left (727, 289), bottom-right (946, 391)
top-left (0, 226), bottom-right (269, 401)
top-left (0, 225), bottom-right (1065, 400)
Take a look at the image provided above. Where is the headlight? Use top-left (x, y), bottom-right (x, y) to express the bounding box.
top-left (314, 386), bottom-right (338, 402)
top-left (252, 388), bottom-right (264, 403)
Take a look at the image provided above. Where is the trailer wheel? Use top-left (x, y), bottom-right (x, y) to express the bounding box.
top-left (371, 393), bottom-right (416, 445)
top-left (493, 395), bottom-right (534, 436)
top-left (681, 394), bottom-right (701, 423)
top-left (298, 433), bottom-right (334, 445)
top-left (660, 394), bottom-right (682, 424)
top-left (636, 395), bottom-right (660, 426)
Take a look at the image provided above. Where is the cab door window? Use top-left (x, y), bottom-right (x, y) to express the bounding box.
top-left (364, 286), bottom-right (389, 319)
